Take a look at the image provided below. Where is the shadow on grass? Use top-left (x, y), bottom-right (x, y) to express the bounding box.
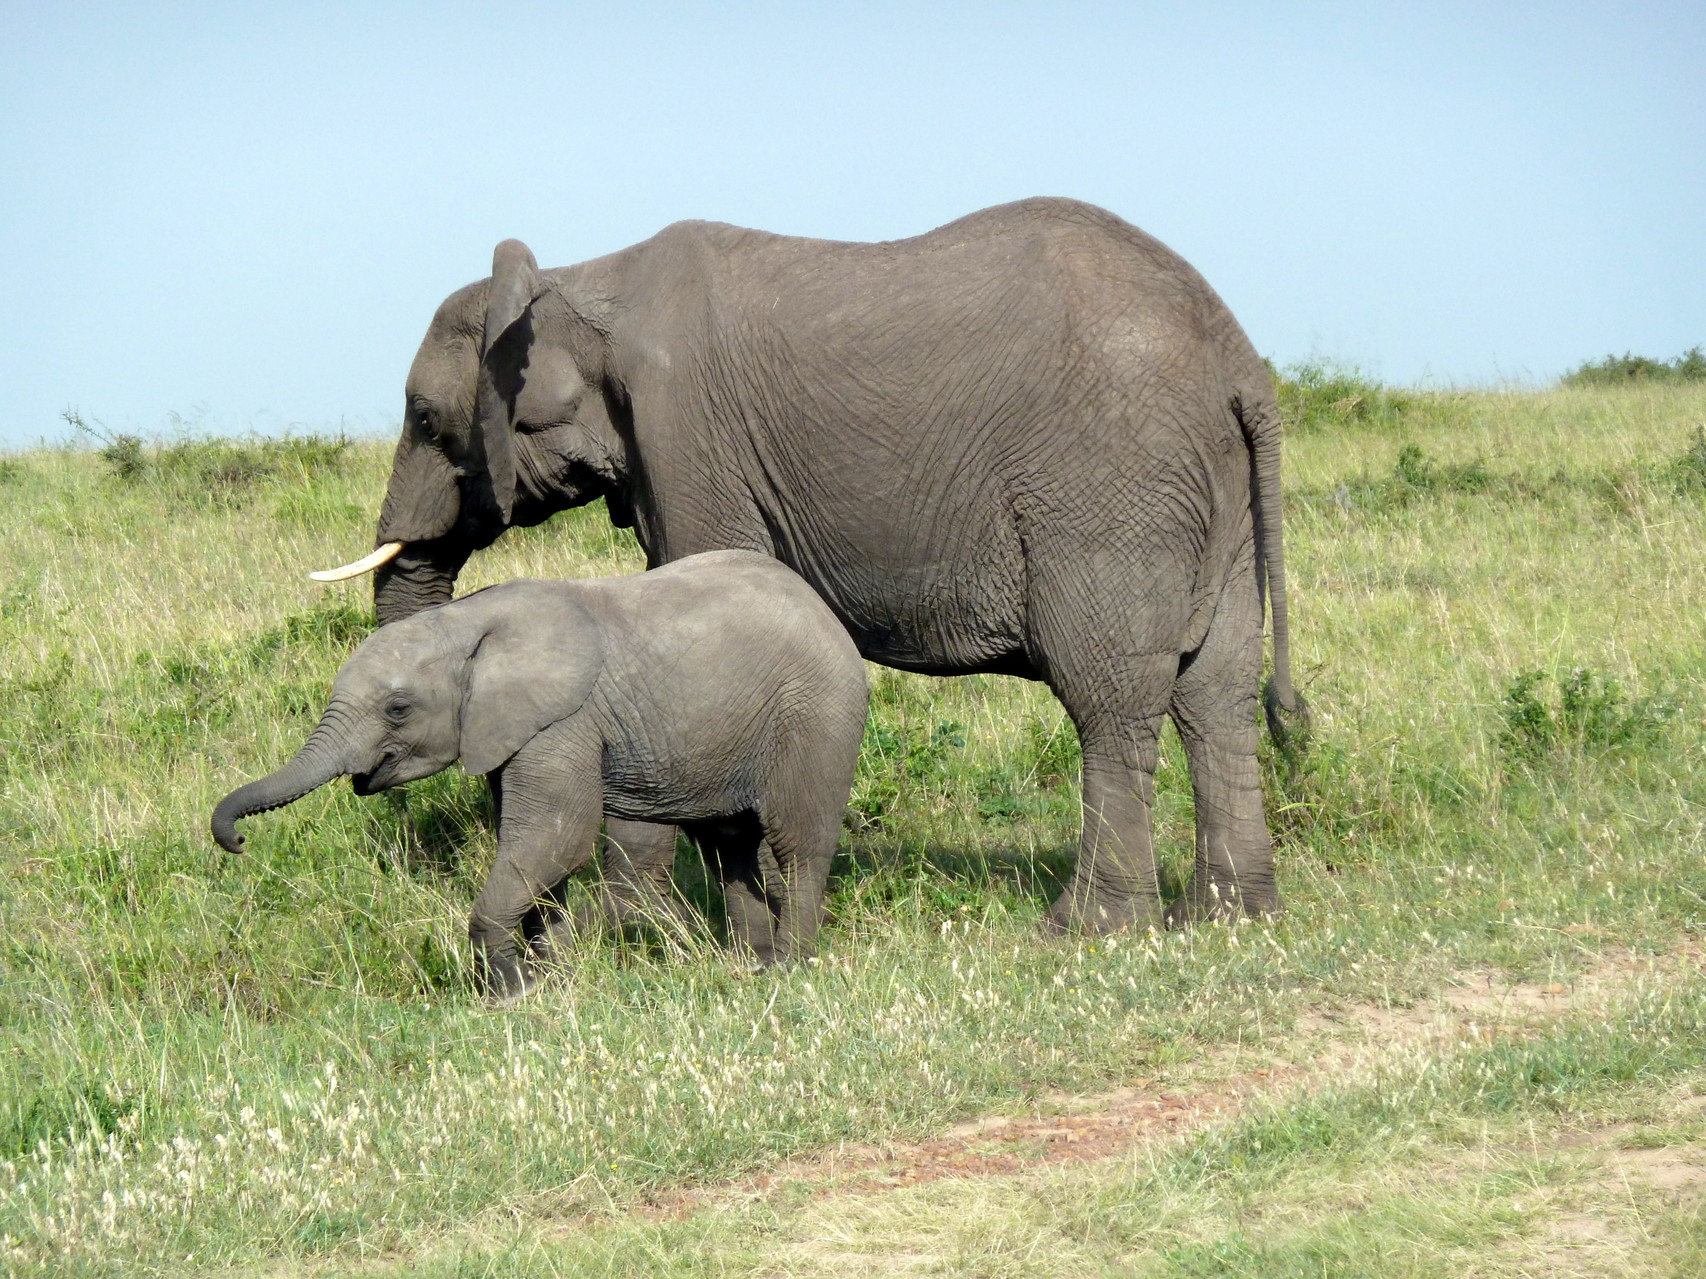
top-left (830, 841), bottom-right (1076, 920)
top-left (371, 772), bottom-right (1181, 939)
top-left (371, 778), bottom-right (1102, 963)
top-left (548, 835), bottom-right (1085, 962)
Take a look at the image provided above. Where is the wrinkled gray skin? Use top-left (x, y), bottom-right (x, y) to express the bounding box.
top-left (214, 552), bottom-right (869, 998)
top-left (368, 197), bottom-right (1305, 933)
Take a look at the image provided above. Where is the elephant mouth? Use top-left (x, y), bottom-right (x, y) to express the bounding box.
top-left (352, 746), bottom-right (409, 796)
top-left (351, 759), bottom-right (393, 796)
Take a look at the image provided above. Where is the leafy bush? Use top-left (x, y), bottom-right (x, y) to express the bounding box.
top-left (1390, 442), bottom-right (1491, 497)
top-left (1, 1079), bottom-right (145, 1158)
top-left (973, 714), bottom-right (1082, 826)
top-left (1561, 347), bottom-right (1706, 386)
top-left (1499, 668), bottom-right (1676, 760)
top-left (63, 410), bottom-right (351, 503)
top-left (1321, 442), bottom-right (1495, 513)
top-left (1270, 359), bottom-right (1415, 434)
top-left (1664, 426), bottom-right (1706, 494)
top-left (849, 716), bottom-right (967, 832)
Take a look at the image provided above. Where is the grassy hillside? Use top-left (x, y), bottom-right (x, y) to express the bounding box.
top-left (2, 382), bottom-right (1704, 1275)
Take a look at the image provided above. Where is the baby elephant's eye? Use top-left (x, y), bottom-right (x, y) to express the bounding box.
top-left (384, 697), bottom-right (410, 722)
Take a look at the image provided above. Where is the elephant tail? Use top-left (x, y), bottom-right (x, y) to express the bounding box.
top-left (1236, 388), bottom-right (1311, 756)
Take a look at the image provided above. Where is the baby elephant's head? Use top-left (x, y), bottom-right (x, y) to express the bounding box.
top-left (212, 583), bottom-right (602, 853)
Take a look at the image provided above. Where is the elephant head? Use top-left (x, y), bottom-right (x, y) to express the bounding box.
top-left (211, 583), bottom-right (604, 852)
top-left (313, 241), bottom-right (632, 625)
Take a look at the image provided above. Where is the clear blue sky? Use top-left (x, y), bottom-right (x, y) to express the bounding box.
top-left (1, 1), bottom-right (1700, 448)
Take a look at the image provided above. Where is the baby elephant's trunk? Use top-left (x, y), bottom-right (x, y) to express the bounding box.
top-left (211, 720), bottom-right (351, 853)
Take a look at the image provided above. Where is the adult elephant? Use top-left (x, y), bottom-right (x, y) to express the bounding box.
top-left (315, 197), bottom-right (1305, 932)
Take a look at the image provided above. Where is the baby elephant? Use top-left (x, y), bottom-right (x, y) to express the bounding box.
top-left (212, 550), bottom-right (869, 998)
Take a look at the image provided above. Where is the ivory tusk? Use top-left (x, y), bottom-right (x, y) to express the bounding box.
top-left (309, 541), bottom-right (406, 582)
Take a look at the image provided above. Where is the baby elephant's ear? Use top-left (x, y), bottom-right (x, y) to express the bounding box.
top-left (459, 587), bottom-right (604, 776)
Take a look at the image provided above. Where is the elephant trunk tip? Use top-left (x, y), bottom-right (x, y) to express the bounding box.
top-left (211, 796), bottom-right (250, 854)
top-left (210, 765), bottom-right (343, 854)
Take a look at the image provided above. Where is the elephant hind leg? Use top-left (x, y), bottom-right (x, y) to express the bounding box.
top-left (541, 819), bottom-right (694, 953)
top-left (688, 814), bottom-right (780, 966)
top-left (1166, 543), bottom-right (1279, 924)
top-left (1042, 684), bottom-right (1174, 934)
top-left (1028, 588), bottom-right (1190, 933)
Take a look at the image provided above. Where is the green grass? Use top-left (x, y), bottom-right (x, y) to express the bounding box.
top-left (195, 977), bottom-right (1706, 1277)
top-left (2, 380), bottom-right (1705, 1275)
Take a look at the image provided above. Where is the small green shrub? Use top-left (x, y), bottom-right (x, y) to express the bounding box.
top-left (64, 409), bottom-right (351, 503)
top-left (1499, 668), bottom-right (1676, 761)
top-left (0, 1080), bottom-right (143, 1157)
top-left (1271, 359), bottom-right (1415, 434)
top-left (1391, 442), bottom-right (1491, 497)
top-left (848, 716), bottom-right (968, 831)
top-left (100, 431), bottom-right (148, 478)
top-left (1663, 426), bottom-right (1706, 494)
top-left (1321, 442), bottom-right (1496, 513)
top-left (1023, 712), bottom-right (1081, 789)
top-left (247, 600), bottom-right (375, 660)
top-left (973, 714), bottom-right (1082, 826)
top-left (1561, 347), bottom-right (1706, 386)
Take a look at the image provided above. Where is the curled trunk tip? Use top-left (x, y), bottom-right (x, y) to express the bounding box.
top-left (210, 749), bottom-right (347, 853)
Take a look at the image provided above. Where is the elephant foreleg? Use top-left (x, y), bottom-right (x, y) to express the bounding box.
top-left (467, 728), bottom-right (603, 1001)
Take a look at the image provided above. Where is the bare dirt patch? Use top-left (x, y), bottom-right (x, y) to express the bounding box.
top-left (627, 945), bottom-right (1702, 1223)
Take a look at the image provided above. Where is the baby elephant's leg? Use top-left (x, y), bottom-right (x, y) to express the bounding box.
top-left (693, 816), bottom-right (781, 967)
top-left (468, 731), bottom-right (603, 1001)
top-left (583, 820), bottom-right (694, 942)
top-left (540, 819), bottom-right (689, 950)
top-left (762, 831), bottom-right (835, 966)
top-left (756, 738), bottom-right (855, 965)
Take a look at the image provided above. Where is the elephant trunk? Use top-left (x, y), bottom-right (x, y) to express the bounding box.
top-left (210, 712), bottom-right (356, 853)
top-left (372, 535), bottom-right (476, 626)
top-left (311, 431), bottom-right (479, 605)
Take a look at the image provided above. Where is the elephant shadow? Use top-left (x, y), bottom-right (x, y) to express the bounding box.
top-left (369, 782), bottom-right (1190, 941)
top-left (825, 840), bottom-right (1198, 924)
top-left (826, 842), bottom-right (1075, 921)
top-left (365, 776), bottom-right (495, 882)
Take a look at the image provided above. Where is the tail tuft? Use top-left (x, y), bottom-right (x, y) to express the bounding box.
top-left (1263, 677), bottom-right (1312, 766)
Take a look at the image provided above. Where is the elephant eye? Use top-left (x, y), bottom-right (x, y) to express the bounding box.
top-left (413, 409), bottom-right (438, 440)
top-left (385, 696), bottom-right (410, 722)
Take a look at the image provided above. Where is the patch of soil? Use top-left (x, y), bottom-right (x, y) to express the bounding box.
top-left (632, 947), bottom-right (1701, 1222)
top-left (1605, 1146), bottom-right (1706, 1193)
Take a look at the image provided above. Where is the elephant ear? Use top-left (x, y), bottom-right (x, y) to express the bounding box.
top-left (484, 238), bottom-right (540, 350)
top-left (458, 584), bottom-right (604, 776)
top-left (478, 239), bottom-right (543, 523)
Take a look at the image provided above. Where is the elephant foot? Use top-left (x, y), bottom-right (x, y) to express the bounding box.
top-left (1164, 881), bottom-right (1282, 929)
top-left (1041, 892), bottom-right (1164, 936)
top-left (476, 947), bottom-right (542, 1005)
top-left (729, 932), bottom-right (810, 973)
